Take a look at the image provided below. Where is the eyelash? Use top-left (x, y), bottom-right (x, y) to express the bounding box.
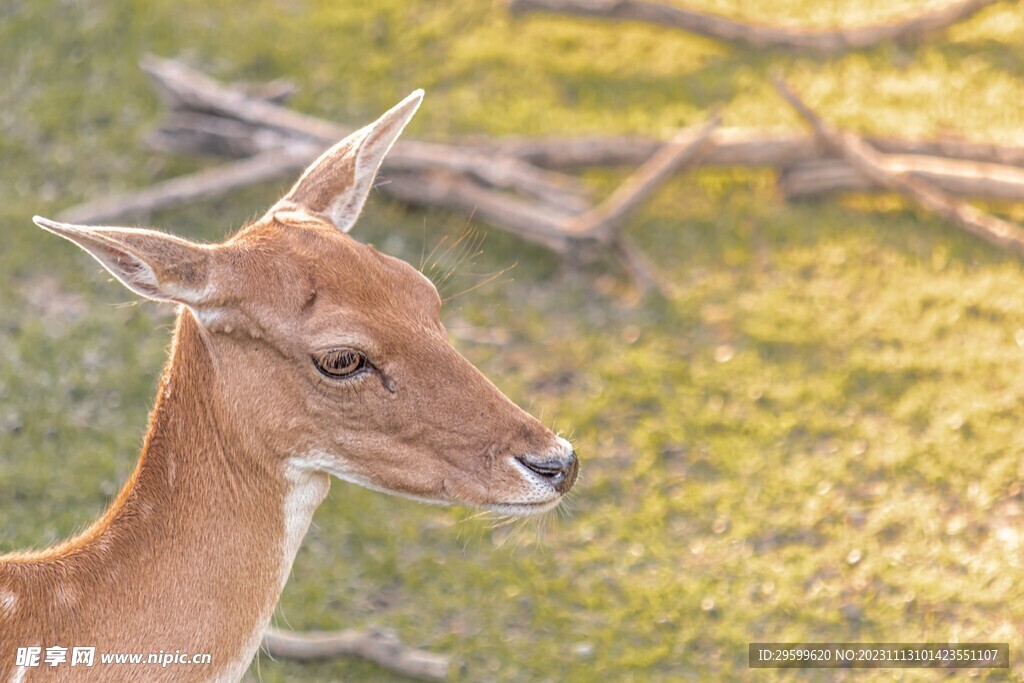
top-left (312, 348), bottom-right (372, 380)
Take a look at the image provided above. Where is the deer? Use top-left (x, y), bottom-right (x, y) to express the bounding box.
top-left (0, 90), bottom-right (579, 682)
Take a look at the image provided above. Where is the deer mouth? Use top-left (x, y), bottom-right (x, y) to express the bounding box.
top-left (489, 445), bottom-right (579, 517)
top-left (511, 438), bottom-right (579, 494)
top-left (514, 455), bottom-right (579, 493)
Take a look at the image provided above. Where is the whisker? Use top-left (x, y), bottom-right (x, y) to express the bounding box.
top-left (559, 492), bottom-right (579, 516)
top-left (436, 229), bottom-right (483, 287)
top-left (422, 234), bottom-right (450, 278)
top-left (434, 226), bottom-right (474, 269)
top-left (461, 509), bottom-right (498, 524)
top-left (418, 218), bottom-right (428, 272)
top-left (511, 518), bottom-right (529, 552)
top-left (442, 264), bottom-right (516, 303)
top-left (494, 525), bottom-right (513, 549)
top-left (488, 515), bottom-right (521, 530)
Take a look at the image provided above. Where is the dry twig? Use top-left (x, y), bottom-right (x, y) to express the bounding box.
top-left (60, 57), bottom-right (722, 291)
top-left (141, 56), bottom-right (590, 212)
top-left (389, 113), bottom-right (720, 263)
top-left (774, 75), bottom-right (1024, 257)
top-left (263, 627), bottom-right (450, 682)
top-left (563, 115), bottom-right (720, 243)
top-left (780, 155), bottom-right (1024, 202)
top-left (483, 129), bottom-right (1024, 171)
top-left (59, 147), bottom-right (318, 224)
top-left (507, 0), bottom-right (1001, 56)
top-left (57, 56), bottom-right (1024, 290)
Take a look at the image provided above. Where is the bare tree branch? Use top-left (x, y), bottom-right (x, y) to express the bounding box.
top-left (483, 129), bottom-right (1024, 171)
top-left (145, 112), bottom-right (295, 158)
top-left (141, 55), bottom-right (347, 141)
top-left (140, 56), bottom-right (591, 211)
top-left (563, 114), bottom-right (721, 242)
top-left (405, 115), bottom-right (720, 255)
top-left (507, 0), bottom-right (1002, 56)
top-left (384, 172), bottom-right (573, 252)
top-left (65, 57), bottom-right (718, 279)
top-left (774, 75), bottom-right (1024, 257)
top-left (262, 627), bottom-right (450, 682)
top-left (780, 156), bottom-right (1024, 201)
top-left (58, 147), bottom-right (318, 224)
top-left (62, 55), bottom-right (1024, 294)
top-left (611, 235), bottom-right (671, 296)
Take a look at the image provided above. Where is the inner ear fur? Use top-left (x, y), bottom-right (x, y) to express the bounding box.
top-left (33, 216), bottom-right (217, 307)
top-left (274, 89), bottom-right (423, 233)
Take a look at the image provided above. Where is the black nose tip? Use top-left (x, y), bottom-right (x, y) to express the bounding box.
top-left (517, 451), bottom-right (579, 494)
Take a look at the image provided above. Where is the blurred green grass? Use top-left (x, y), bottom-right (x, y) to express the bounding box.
top-left (2, 1), bottom-right (1024, 681)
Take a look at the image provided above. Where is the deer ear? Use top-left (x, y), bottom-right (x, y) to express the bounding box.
top-left (33, 216), bottom-right (215, 307)
top-left (277, 89), bottom-right (423, 232)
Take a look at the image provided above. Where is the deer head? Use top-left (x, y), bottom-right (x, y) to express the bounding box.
top-left (33, 90), bottom-right (578, 516)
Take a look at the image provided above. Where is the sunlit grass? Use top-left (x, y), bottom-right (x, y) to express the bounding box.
top-left (2, 0), bottom-right (1024, 681)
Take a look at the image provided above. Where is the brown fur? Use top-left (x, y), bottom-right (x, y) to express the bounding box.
top-left (1, 314), bottom-right (292, 681)
top-left (0, 92), bottom-right (575, 681)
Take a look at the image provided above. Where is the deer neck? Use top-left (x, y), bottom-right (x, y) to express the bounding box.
top-left (2, 311), bottom-right (329, 681)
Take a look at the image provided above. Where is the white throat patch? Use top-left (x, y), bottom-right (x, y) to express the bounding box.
top-left (216, 463), bottom-right (329, 682)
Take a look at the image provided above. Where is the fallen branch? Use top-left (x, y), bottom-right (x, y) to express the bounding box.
top-left (68, 117), bottom-right (1024, 233)
top-left (780, 156), bottom-right (1024, 201)
top-left (59, 56), bottom-right (1024, 292)
top-left (263, 627), bottom-right (450, 682)
top-left (141, 56), bottom-right (591, 212)
top-left (774, 75), bottom-right (1024, 257)
top-left (58, 56), bottom-right (721, 290)
top-left (483, 129), bottom-right (1024, 171)
top-left (384, 172), bottom-right (573, 252)
top-left (870, 136), bottom-right (1024, 168)
top-left (145, 112), bottom-right (295, 158)
top-left (612, 235), bottom-right (670, 295)
top-left (385, 113), bottom-right (720, 260)
top-left (563, 114), bottom-right (721, 242)
top-left (142, 55), bottom-right (345, 142)
top-left (507, 0), bottom-right (1001, 56)
top-left (59, 147), bottom-right (318, 224)
top-left (141, 57), bottom-right (1024, 209)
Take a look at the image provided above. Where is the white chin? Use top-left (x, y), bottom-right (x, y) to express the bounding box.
top-left (487, 499), bottom-right (561, 516)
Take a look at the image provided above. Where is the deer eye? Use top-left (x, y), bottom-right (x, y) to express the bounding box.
top-left (313, 348), bottom-right (369, 379)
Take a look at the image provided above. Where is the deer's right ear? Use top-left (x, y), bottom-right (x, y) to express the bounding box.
top-left (33, 216), bottom-right (217, 308)
top-left (274, 90), bottom-right (423, 233)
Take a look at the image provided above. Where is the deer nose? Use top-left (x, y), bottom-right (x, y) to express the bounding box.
top-left (517, 451), bottom-right (579, 494)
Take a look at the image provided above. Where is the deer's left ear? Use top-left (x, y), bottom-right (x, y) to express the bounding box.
top-left (275, 89), bottom-right (423, 233)
top-left (33, 216), bottom-right (216, 307)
